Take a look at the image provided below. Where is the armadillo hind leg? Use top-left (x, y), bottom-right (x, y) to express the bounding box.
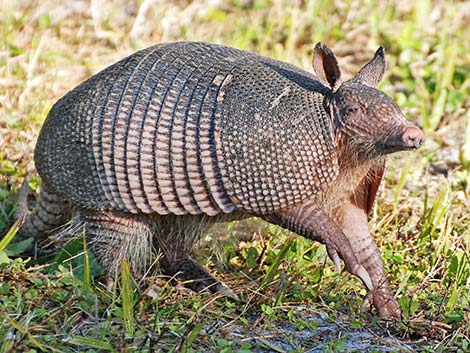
top-left (82, 211), bottom-right (155, 288)
top-left (17, 182), bottom-right (71, 239)
top-left (153, 215), bottom-right (235, 297)
top-left (262, 201), bottom-right (374, 293)
top-left (332, 189), bottom-right (401, 319)
top-left (160, 255), bottom-right (234, 296)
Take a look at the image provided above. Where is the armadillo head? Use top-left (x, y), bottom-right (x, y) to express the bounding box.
top-left (313, 43), bottom-right (424, 160)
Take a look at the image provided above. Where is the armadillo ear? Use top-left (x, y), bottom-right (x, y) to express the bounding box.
top-left (353, 46), bottom-right (386, 88)
top-left (313, 42), bottom-right (341, 91)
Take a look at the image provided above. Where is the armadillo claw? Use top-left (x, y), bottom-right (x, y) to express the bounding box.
top-left (325, 243), bottom-right (373, 291)
top-left (355, 265), bottom-right (373, 291)
top-left (213, 282), bottom-right (239, 300)
top-left (326, 246), bottom-right (342, 273)
top-left (361, 292), bottom-right (372, 311)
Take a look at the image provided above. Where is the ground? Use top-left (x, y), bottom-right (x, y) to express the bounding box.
top-left (0, 0), bottom-right (469, 352)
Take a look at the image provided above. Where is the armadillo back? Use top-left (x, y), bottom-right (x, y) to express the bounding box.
top-left (34, 42), bottom-right (338, 217)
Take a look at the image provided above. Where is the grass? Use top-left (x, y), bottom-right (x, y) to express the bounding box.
top-left (0, 0), bottom-right (469, 352)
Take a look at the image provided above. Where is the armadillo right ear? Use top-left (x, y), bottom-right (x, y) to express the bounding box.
top-left (353, 46), bottom-right (386, 88)
top-left (313, 42), bottom-right (342, 91)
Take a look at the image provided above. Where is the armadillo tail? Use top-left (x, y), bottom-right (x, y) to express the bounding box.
top-left (16, 180), bottom-right (72, 239)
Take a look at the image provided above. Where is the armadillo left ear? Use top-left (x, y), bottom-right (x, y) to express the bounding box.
top-left (313, 42), bottom-right (342, 91)
top-left (353, 46), bottom-right (386, 88)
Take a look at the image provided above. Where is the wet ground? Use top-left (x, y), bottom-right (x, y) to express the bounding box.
top-left (222, 307), bottom-right (423, 353)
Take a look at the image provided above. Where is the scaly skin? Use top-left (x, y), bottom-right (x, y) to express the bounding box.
top-left (16, 182), bottom-right (71, 239)
top-left (17, 42), bottom-right (424, 320)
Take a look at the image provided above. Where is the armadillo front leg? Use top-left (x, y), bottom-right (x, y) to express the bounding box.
top-left (332, 174), bottom-right (401, 320)
top-left (333, 202), bottom-right (401, 319)
top-left (262, 203), bottom-right (373, 292)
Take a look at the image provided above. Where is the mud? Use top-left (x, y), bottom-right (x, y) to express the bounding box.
top-left (223, 308), bottom-right (420, 353)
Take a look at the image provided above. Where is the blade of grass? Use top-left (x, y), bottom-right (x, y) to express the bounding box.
top-left (69, 335), bottom-right (119, 352)
top-left (121, 259), bottom-right (134, 335)
top-left (433, 212), bottom-right (453, 265)
top-left (462, 112), bottom-right (470, 170)
top-left (262, 236), bottom-right (293, 285)
top-left (6, 317), bottom-right (46, 352)
top-left (421, 186), bottom-right (449, 249)
top-left (426, 34), bottom-right (457, 130)
top-left (445, 287), bottom-right (461, 316)
top-left (82, 229), bottom-right (91, 291)
top-left (183, 322), bottom-right (204, 352)
top-left (0, 219), bottom-right (21, 251)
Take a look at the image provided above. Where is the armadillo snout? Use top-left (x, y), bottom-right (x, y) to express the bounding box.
top-left (376, 124), bottom-right (425, 156)
top-left (401, 125), bottom-right (425, 149)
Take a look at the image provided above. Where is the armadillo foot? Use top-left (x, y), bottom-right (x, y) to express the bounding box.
top-left (213, 281), bottom-right (239, 300)
top-left (363, 288), bottom-right (401, 320)
top-left (161, 255), bottom-right (233, 297)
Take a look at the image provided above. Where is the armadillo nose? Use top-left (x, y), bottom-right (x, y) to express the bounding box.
top-left (401, 125), bottom-right (425, 149)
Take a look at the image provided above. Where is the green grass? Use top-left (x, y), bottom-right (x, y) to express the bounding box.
top-left (1, 0), bottom-right (469, 352)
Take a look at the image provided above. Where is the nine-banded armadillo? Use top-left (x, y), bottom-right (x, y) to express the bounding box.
top-left (18, 41), bottom-right (424, 320)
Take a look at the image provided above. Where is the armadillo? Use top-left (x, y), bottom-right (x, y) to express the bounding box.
top-left (18, 42), bottom-right (424, 320)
